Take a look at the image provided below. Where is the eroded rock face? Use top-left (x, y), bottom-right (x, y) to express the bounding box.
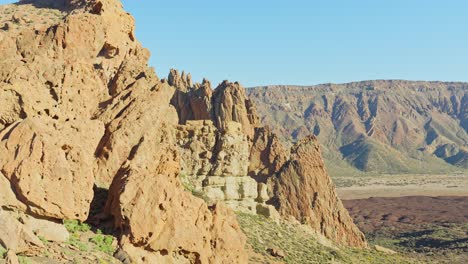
top-left (0, 117), bottom-right (103, 221)
top-left (94, 83), bottom-right (178, 187)
top-left (210, 122), bottom-right (251, 177)
top-left (105, 122), bottom-right (247, 264)
top-left (0, 90), bottom-right (25, 132)
top-left (268, 136), bottom-right (367, 247)
top-left (0, 0), bottom-right (249, 261)
top-left (176, 120), bottom-right (217, 181)
top-left (212, 81), bottom-right (259, 139)
top-left (249, 126), bottom-right (288, 182)
top-left (176, 120), bottom-right (265, 214)
top-left (171, 75), bottom-right (367, 248)
top-left (169, 71), bottom-right (213, 124)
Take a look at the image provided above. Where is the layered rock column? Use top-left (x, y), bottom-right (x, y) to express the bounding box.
top-left (176, 121), bottom-right (269, 214)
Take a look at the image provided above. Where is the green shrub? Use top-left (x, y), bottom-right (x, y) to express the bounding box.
top-left (90, 233), bottom-right (115, 255)
top-left (0, 245), bottom-right (6, 259)
top-left (64, 219), bottom-right (91, 234)
top-left (38, 235), bottom-right (48, 245)
top-left (18, 256), bottom-right (31, 264)
top-left (67, 234), bottom-right (89, 252)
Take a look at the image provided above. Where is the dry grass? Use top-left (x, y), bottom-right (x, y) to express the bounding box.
top-left (237, 212), bottom-right (420, 264)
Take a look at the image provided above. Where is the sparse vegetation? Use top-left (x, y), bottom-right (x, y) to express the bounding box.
top-left (59, 219), bottom-right (119, 261)
top-left (237, 212), bottom-right (418, 263)
top-left (38, 235), bottom-right (48, 245)
top-left (0, 245), bottom-right (6, 259)
top-left (67, 233), bottom-right (89, 252)
top-left (367, 223), bottom-right (468, 263)
top-left (180, 173), bottom-right (211, 203)
top-left (18, 256), bottom-right (31, 264)
top-left (64, 219), bottom-right (92, 234)
top-left (90, 230), bottom-right (115, 255)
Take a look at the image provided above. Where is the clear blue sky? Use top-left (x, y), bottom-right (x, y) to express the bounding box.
top-left (2, 0), bottom-right (467, 87)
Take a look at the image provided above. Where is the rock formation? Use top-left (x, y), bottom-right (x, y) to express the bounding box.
top-left (248, 126), bottom-right (288, 182)
top-left (0, 0), bottom-right (368, 262)
top-left (168, 70), bottom-right (212, 124)
top-left (212, 81), bottom-right (260, 139)
top-left (104, 119), bottom-right (246, 263)
top-left (0, 0), bottom-right (247, 262)
top-left (170, 76), bottom-right (259, 139)
top-left (0, 117), bottom-right (103, 221)
top-left (268, 136), bottom-right (367, 247)
top-left (171, 74), bottom-right (367, 248)
top-left (176, 120), bottom-right (262, 214)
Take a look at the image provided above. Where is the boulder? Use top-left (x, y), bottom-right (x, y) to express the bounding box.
top-left (22, 216), bottom-right (69, 242)
top-left (0, 117), bottom-right (103, 221)
top-left (267, 247), bottom-right (286, 259)
top-left (0, 210), bottom-right (44, 254)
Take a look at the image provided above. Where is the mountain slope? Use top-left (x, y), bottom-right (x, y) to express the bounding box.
top-left (248, 80), bottom-right (468, 176)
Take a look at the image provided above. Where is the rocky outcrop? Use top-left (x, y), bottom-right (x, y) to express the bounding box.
top-left (170, 77), bottom-right (259, 139)
top-left (0, 0), bottom-right (248, 262)
top-left (176, 121), bottom-right (267, 214)
top-left (212, 81), bottom-right (260, 139)
top-left (168, 70), bottom-right (212, 124)
top-left (0, 117), bottom-right (103, 221)
top-left (168, 69), bottom-right (193, 91)
top-left (171, 78), bottom-right (367, 247)
top-left (105, 120), bottom-right (247, 263)
top-left (268, 136), bottom-right (367, 247)
top-left (249, 126), bottom-right (288, 182)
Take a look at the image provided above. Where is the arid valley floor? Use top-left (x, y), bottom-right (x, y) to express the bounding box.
top-left (337, 173), bottom-right (468, 263)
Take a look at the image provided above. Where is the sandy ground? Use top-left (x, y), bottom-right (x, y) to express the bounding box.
top-left (335, 173), bottom-right (468, 200)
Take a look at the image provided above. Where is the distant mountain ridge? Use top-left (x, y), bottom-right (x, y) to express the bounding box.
top-left (247, 80), bottom-right (467, 176)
